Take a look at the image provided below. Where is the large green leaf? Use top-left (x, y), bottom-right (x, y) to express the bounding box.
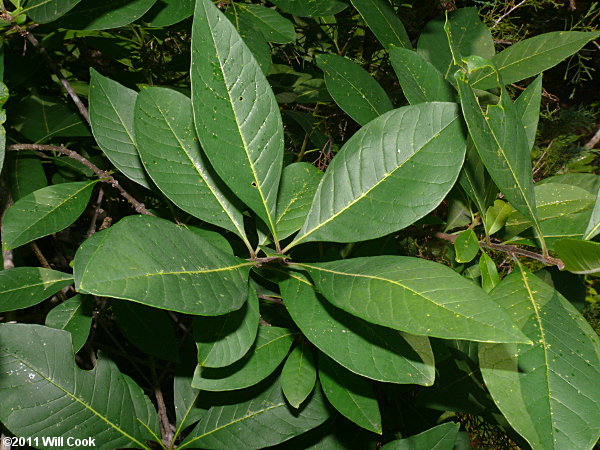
top-left (180, 375), bottom-right (330, 449)
top-left (89, 69), bottom-right (150, 188)
top-left (191, 0), bottom-right (283, 236)
top-left (0, 267), bottom-right (72, 313)
top-left (6, 151), bottom-right (48, 201)
top-left (55, 0), bottom-right (158, 30)
top-left (514, 75), bottom-right (543, 152)
top-left (192, 326), bottom-right (294, 391)
top-left (280, 272), bottom-right (435, 385)
top-left (26, 0), bottom-right (82, 23)
top-left (2, 181), bottom-right (96, 250)
top-left (319, 354), bottom-right (382, 434)
top-left (270, 0), bottom-right (347, 17)
top-left (237, 4), bottom-right (296, 44)
top-left (299, 256), bottom-right (530, 343)
top-left (317, 54), bottom-right (392, 126)
top-left (473, 31), bottom-right (600, 90)
top-left (389, 48), bottom-right (455, 104)
top-left (381, 422), bottom-right (460, 449)
top-left (0, 324), bottom-right (159, 449)
top-left (418, 7), bottom-right (494, 79)
top-left (287, 103), bottom-right (466, 247)
top-left (194, 283), bottom-right (260, 368)
top-left (134, 86), bottom-right (248, 241)
top-left (144, 0), bottom-right (194, 27)
top-left (45, 294), bottom-right (93, 353)
top-left (479, 268), bottom-right (600, 449)
top-left (281, 341), bottom-right (317, 408)
top-left (74, 215), bottom-right (252, 315)
top-left (555, 239), bottom-right (600, 275)
top-left (350, 0), bottom-right (410, 50)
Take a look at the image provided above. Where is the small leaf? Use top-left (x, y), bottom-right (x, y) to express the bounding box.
top-left (55, 0), bottom-right (158, 30)
top-left (485, 199), bottom-right (512, 236)
top-left (319, 354), bottom-right (382, 434)
top-left (317, 53), bottom-right (393, 126)
top-left (555, 239), bottom-right (600, 274)
top-left (479, 252), bottom-right (499, 293)
top-left (381, 422), bottom-right (460, 449)
top-left (270, 0), bottom-right (347, 17)
top-left (2, 181), bottom-right (96, 250)
top-left (191, 326), bottom-right (294, 391)
top-left (299, 256), bottom-right (530, 343)
top-left (454, 229), bottom-right (479, 263)
top-left (6, 151), bottom-right (48, 201)
top-left (0, 267), bottom-right (72, 313)
top-left (173, 376), bottom-right (202, 437)
top-left (350, 0), bottom-right (411, 50)
top-left (479, 268), bottom-right (600, 449)
top-left (281, 341), bottom-right (317, 408)
top-left (194, 283), bottom-right (260, 368)
top-left (458, 139), bottom-right (498, 218)
top-left (89, 69), bottom-right (150, 188)
top-left (514, 75), bottom-right (543, 152)
top-left (74, 215), bottom-right (252, 316)
top-left (144, 0), bottom-right (194, 27)
top-left (238, 4), bottom-right (296, 44)
top-left (45, 294), bottom-right (93, 352)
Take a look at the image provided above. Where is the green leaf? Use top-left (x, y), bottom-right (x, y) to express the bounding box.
top-left (479, 268), bottom-right (600, 449)
top-left (456, 76), bottom-right (542, 248)
top-left (270, 0), bottom-right (347, 17)
top-left (192, 326), bottom-right (294, 391)
top-left (389, 48), bottom-right (455, 104)
top-left (173, 375), bottom-right (202, 437)
top-left (458, 139), bottom-right (498, 218)
top-left (479, 252), bottom-right (499, 293)
top-left (484, 199), bottom-right (512, 236)
top-left (6, 151), bottom-right (47, 201)
top-left (55, 0), bottom-right (158, 30)
top-left (194, 283), bottom-right (260, 368)
top-left (555, 239), bottom-right (600, 274)
top-left (281, 341), bottom-right (317, 408)
top-left (418, 7), bottom-right (494, 79)
top-left (0, 267), bottom-right (72, 313)
top-left (454, 229), bottom-right (479, 263)
top-left (274, 162), bottom-right (323, 240)
top-left (319, 354), bottom-right (382, 434)
top-left (350, 0), bottom-right (411, 50)
top-left (316, 54), bottom-right (392, 126)
top-left (237, 4), bottom-right (296, 44)
top-left (191, 0), bottom-right (283, 237)
top-left (381, 422), bottom-right (460, 449)
top-left (0, 323), bottom-right (158, 449)
top-left (45, 294), bottom-right (93, 352)
top-left (26, 0), bottom-right (81, 23)
top-left (2, 180), bottom-right (96, 250)
top-left (89, 69), bottom-right (150, 188)
top-left (473, 31), bottom-right (600, 89)
top-left (180, 375), bottom-right (330, 449)
top-left (514, 75), bottom-right (543, 152)
top-left (134, 86), bottom-right (248, 241)
top-left (538, 173), bottom-right (600, 195)
top-left (288, 103), bottom-right (466, 247)
top-left (584, 187), bottom-right (600, 240)
top-left (144, 0), bottom-right (194, 27)
top-left (228, 11), bottom-right (273, 74)
top-left (279, 272), bottom-right (435, 385)
top-left (74, 215), bottom-right (252, 315)
top-left (113, 301), bottom-right (179, 363)
top-left (299, 256), bottom-right (530, 343)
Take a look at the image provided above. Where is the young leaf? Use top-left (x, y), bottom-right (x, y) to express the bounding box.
top-left (350, 0), bottom-right (411, 50)
top-left (89, 69), bottom-right (150, 188)
top-left (0, 324), bottom-right (159, 449)
top-left (179, 375), bottom-right (330, 449)
top-left (484, 199), bottom-right (512, 236)
top-left (45, 294), bottom-right (93, 352)
top-left (514, 75), bottom-right (543, 152)
top-left (381, 422), bottom-right (460, 449)
top-left (454, 229), bottom-right (479, 263)
top-left (280, 272), bottom-right (435, 385)
top-left (479, 252), bottom-right (499, 294)
top-left (281, 341), bottom-right (317, 408)
top-left (479, 268), bottom-right (600, 449)
top-left (458, 139), bottom-right (498, 219)
top-left (473, 31), bottom-right (600, 90)
top-left (299, 256), bottom-right (530, 344)
top-left (55, 0), bottom-right (158, 30)
top-left (0, 267), bottom-right (72, 313)
top-left (317, 54), bottom-right (392, 126)
top-left (26, 0), bottom-right (82, 23)
top-left (2, 180), bottom-right (96, 250)
top-left (191, 0), bottom-right (283, 237)
top-left (74, 215), bottom-right (252, 316)
top-left (194, 283), bottom-right (260, 368)
top-left (191, 326), bottom-right (294, 391)
top-left (144, 0), bottom-right (194, 27)
top-left (287, 103), bottom-right (467, 248)
top-left (555, 239), bottom-right (600, 274)
top-left (237, 4), bottom-right (296, 44)
top-left (319, 354), bottom-right (382, 434)
top-left (134, 87), bottom-right (249, 242)
top-left (389, 47), bottom-right (455, 104)
top-left (270, 0), bottom-right (347, 17)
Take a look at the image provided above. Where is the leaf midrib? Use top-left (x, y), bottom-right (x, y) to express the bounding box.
top-left (0, 276), bottom-right (72, 295)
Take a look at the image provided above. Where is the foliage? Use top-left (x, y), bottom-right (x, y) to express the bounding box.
top-left (0, 0), bottom-right (599, 449)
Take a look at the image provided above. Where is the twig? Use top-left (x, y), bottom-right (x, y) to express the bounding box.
top-left (585, 125), bottom-right (600, 149)
top-left (30, 242), bottom-right (52, 269)
top-left (258, 294), bottom-right (283, 305)
top-left (7, 144), bottom-right (153, 216)
top-left (0, 175), bottom-right (14, 270)
top-left (86, 187), bottom-right (105, 238)
top-left (151, 362), bottom-right (174, 448)
top-left (435, 232), bottom-right (564, 269)
top-left (14, 25), bottom-right (90, 124)
top-left (491, 0), bottom-right (529, 29)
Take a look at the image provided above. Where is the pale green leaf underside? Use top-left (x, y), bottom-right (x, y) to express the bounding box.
top-left (555, 239), bottom-right (600, 275)
top-left (0, 267), bottom-right (72, 313)
top-left (584, 186), bottom-right (600, 240)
